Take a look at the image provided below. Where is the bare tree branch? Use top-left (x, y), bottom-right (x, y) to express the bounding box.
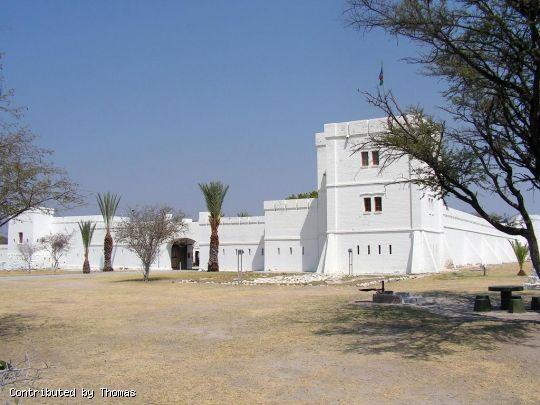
top-left (115, 206), bottom-right (188, 281)
top-left (346, 0), bottom-right (540, 276)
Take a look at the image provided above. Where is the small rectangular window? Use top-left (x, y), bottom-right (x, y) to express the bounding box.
top-left (372, 150), bottom-right (380, 166)
top-left (290, 247), bottom-right (293, 255)
top-left (278, 248), bottom-right (280, 255)
top-left (364, 197), bottom-right (372, 212)
top-left (389, 245), bottom-right (392, 255)
top-left (361, 151), bottom-right (369, 166)
top-left (378, 245), bottom-right (381, 255)
top-left (367, 245), bottom-right (371, 255)
top-left (223, 248), bottom-right (225, 255)
top-left (302, 246), bottom-right (305, 255)
top-left (18, 232), bottom-right (23, 244)
top-left (248, 248), bottom-right (251, 255)
top-left (374, 197), bottom-right (382, 212)
top-left (357, 245), bottom-right (359, 255)
top-left (262, 248), bottom-right (264, 256)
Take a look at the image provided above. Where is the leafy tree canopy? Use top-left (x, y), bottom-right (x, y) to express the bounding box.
top-left (287, 190), bottom-right (318, 199)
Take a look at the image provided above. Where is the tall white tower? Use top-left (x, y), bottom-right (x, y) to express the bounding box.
top-left (315, 118), bottom-right (444, 274)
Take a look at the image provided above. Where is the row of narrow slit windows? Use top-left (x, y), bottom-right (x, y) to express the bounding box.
top-left (222, 247), bottom-right (306, 256)
top-left (356, 244), bottom-right (393, 255)
top-left (223, 245), bottom-right (391, 256)
top-left (278, 246), bottom-right (305, 255)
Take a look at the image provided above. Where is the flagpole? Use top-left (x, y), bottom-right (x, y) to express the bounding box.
top-left (378, 61), bottom-right (385, 96)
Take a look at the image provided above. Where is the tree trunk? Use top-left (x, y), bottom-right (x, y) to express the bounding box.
top-left (103, 230), bottom-right (114, 272)
top-left (83, 251), bottom-right (90, 274)
top-left (208, 225), bottom-right (219, 272)
top-left (526, 232), bottom-right (540, 279)
top-left (143, 264), bottom-right (150, 282)
top-left (522, 215), bottom-right (540, 279)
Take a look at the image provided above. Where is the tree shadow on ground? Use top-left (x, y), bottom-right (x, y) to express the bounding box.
top-left (0, 314), bottom-right (35, 339)
top-left (111, 276), bottom-right (180, 283)
top-left (311, 291), bottom-right (539, 360)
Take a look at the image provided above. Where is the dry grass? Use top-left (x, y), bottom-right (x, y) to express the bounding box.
top-left (0, 269), bottom-right (66, 277)
top-left (1, 263), bottom-right (539, 404)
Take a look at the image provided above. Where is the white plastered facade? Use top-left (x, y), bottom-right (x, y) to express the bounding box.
top-left (1, 118), bottom-right (537, 274)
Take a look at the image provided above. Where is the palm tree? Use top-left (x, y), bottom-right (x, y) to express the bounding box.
top-left (97, 192), bottom-right (121, 272)
top-left (199, 181), bottom-right (229, 271)
top-left (78, 220), bottom-right (96, 273)
top-left (510, 240), bottom-right (529, 276)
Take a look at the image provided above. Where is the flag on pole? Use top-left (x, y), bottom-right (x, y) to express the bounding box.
top-left (379, 63), bottom-right (384, 86)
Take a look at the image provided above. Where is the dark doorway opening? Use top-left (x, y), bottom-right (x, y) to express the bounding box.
top-left (170, 238), bottom-right (195, 270)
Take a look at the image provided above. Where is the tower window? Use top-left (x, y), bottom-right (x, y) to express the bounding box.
top-left (302, 246), bottom-right (305, 255)
top-left (361, 151), bottom-right (369, 166)
top-left (262, 248), bottom-right (264, 256)
top-left (278, 248), bottom-right (280, 255)
top-left (223, 248), bottom-right (225, 255)
top-left (378, 245), bottom-right (381, 255)
top-left (18, 232), bottom-right (23, 244)
top-left (357, 245), bottom-right (359, 255)
top-left (367, 245), bottom-right (371, 255)
top-left (374, 197), bottom-right (382, 212)
top-left (372, 150), bottom-right (380, 166)
top-left (389, 245), bottom-right (392, 255)
top-left (364, 198), bottom-right (372, 212)
top-left (289, 247), bottom-right (293, 255)
top-left (248, 248), bottom-right (251, 255)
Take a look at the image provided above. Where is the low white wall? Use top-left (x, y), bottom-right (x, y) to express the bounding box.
top-left (1, 210), bottom-right (199, 271)
top-left (329, 232), bottom-right (412, 275)
top-left (263, 199), bottom-right (319, 272)
top-left (442, 208), bottom-right (517, 266)
top-left (197, 213), bottom-right (265, 271)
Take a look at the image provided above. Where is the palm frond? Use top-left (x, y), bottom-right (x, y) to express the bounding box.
top-left (510, 240), bottom-right (529, 266)
top-left (96, 192), bottom-right (121, 229)
top-left (198, 182), bottom-right (229, 219)
top-left (78, 220), bottom-right (96, 250)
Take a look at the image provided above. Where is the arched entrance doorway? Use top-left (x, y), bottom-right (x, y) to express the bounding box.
top-left (170, 238), bottom-right (196, 270)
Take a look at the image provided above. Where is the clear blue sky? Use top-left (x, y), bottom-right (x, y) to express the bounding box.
top-left (1, 0), bottom-right (535, 219)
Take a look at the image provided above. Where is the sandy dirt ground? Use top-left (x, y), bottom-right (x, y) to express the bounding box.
top-left (0, 264), bottom-right (539, 404)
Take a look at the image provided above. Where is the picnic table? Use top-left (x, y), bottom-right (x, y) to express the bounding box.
top-left (488, 285), bottom-right (524, 310)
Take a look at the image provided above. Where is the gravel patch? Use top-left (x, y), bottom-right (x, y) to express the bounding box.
top-left (171, 272), bottom-right (430, 286)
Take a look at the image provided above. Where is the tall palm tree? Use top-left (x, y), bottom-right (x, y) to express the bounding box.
top-left (199, 181), bottom-right (229, 271)
top-left (510, 240), bottom-right (529, 276)
top-left (78, 220), bottom-right (96, 273)
top-left (97, 192), bottom-right (121, 272)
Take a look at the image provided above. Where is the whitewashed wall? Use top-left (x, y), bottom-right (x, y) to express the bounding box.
top-left (317, 119), bottom-right (430, 274)
top-left (0, 209), bottom-right (199, 271)
top-left (442, 208), bottom-right (520, 267)
top-left (197, 212), bottom-right (265, 271)
top-left (2, 117), bottom-right (534, 275)
top-left (312, 118), bottom-right (522, 275)
top-left (263, 199), bottom-right (319, 272)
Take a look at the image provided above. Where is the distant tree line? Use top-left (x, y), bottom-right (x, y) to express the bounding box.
top-left (286, 190), bottom-right (318, 199)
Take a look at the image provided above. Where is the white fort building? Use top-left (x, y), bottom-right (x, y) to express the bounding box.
top-left (2, 118), bottom-right (537, 274)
